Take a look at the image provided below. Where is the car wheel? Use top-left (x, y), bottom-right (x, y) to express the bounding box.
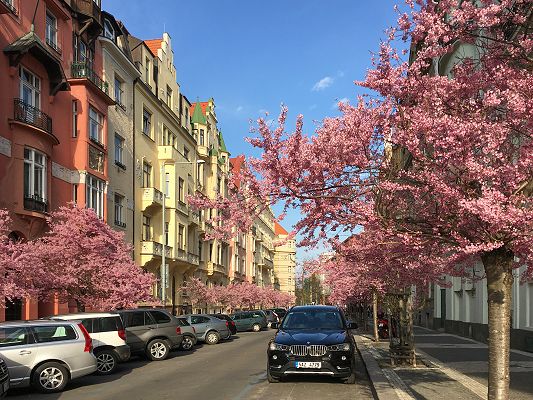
top-left (252, 323), bottom-right (261, 332)
top-left (95, 349), bottom-right (118, 375)
top-left (205, 330), bottom-right (220, 345)
top-left (267, 366), bottom-right (280, 383)
top-left (180, 335), bottom-right (195, 351)
top-left (32, 362), bottom-right (69, 393)
top-left (146, 338), bottom-right (170, 361)
top-left (344, 364), bottom-right (356, 384)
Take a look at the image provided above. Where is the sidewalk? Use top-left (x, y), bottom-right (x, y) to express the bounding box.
top-left (355, 326), bottom-right (533, 400)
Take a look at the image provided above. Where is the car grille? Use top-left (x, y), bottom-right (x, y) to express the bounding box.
top-left (289, 345), bottom-right (327, 357)
top-left (0, 360), bottom-right (8, 378)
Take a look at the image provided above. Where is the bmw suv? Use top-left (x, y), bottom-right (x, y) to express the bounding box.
top-left (267, 305), bottom-right (357, 383)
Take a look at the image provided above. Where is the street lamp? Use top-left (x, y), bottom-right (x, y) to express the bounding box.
top-left (161, 158), bottom-right (205, 308)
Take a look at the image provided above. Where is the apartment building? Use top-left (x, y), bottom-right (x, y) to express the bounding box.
top-left (273, 222), bottom-right (296, 296)
top-left (190, 99), bottom-right (231, 291)
top-left (0, 0), bottom-right (113, 321)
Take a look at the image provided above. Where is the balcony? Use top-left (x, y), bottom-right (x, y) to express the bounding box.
top-left (176, 248), bottom-right (187, 262)
top-left (0, 0), bottom-right (17, 15)
top-left (190, 211), bottom-right (199, 225)
top-left (141, 187), bottom-right (163, 211)
top-left (140, 241), bottom-right (172, 258)
top-left (24, 195), bottom-right (48, 214)
top-left (71, 62), bottom-right (110, 97)
top-left (177, 201), bottom-right (188, 216)
top-left (13, 99), bottom-right (53, 135)
top-left (187, 252), bottom-right (199, 266)
top-left (158, 145), bottom-right (180, 161)
top-left (197, 145), bottom-right (209, 158)
top-left (71, 0), bottom-right (101, 40)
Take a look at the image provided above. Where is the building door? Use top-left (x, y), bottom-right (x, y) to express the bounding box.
top-left (5, 299), bottom-right (22, 321)
top-left (440, 289), bottom-right (446, 329)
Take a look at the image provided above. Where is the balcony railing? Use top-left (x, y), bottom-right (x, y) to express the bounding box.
top-left (177, 201), bottom-right (188, 216)
top-left (24, 195), bottom-right (48, 213)
top-left (14, 99), bottom-right (52, 134)
top-left (71, 62), bottom-right (109, 95)
top-left (187, 252), bottom-right (199, 266)
top-left (141, 187), bottom-right (163, 211)
top-left (176, 248), bottom-right (187, 261)
top-left (140, 241), bottom-right (172, 258)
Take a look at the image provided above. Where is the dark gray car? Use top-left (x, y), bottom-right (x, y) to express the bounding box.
top-left (117, 309), bottom-right (183, 361)
top-left (182, 314), bottom-right (231, 345)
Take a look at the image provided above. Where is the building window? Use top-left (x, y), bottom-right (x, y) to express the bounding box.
top-left (114, 193), bottom-right (125, 227)
top-left (199, 129), bottom-right (205, 146)
top-left (103, 19), bottom-right (114, 40)
top-left (142, 214), bottom-right (151, 241)
top-left (72, 184), bottom-right (78, 203)
top-left (24, 148), bottom-right (46, 205)
top-left (114, 76), bottom-right (124, 107)
top-left (165, 173), bottom-right (170, 198)
top-left (72, 101), bottom-right (78, 137)
top-left (209, 243), bottom-right (213, 262)
top-left (144, 57), bottom-right (150, 83)
top-left (114, 134), bottom-right (124, 167)
top-left (234, 255), bottom-right (238, 270)
top-left (178, 225), bottom-right (184, 249)
top-left (162, 126), bottom-right (176, 147)
top-left (199, 241), bottom-right (203, 261)
top-left (89, 107), bottom-right (104, 145)
top-left (142, 108), bottom-right (152, 137)
top-left (74, 37), bottom-right (93, 65)
top-left (183, 147), bottom-right (189, 161)
top-left (142, 162), bottom-right (151, 188)
top-left (45, 11), bottom-right (59, 51)
top-left (164, 222), bottom-right (169, 245)
top-left (19, 67), bottom-right (40, 109)
top-left (166, 85), bottom-right (172, 108)
top-left (178, 177), bottom-right (184, 203)
top-left (86, 174), bottom-right (105, 218)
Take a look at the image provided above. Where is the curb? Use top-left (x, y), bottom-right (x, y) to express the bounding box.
top-left (354, 335), bottom-right (401, 400)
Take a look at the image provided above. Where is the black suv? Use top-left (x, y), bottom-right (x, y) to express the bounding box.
top-left (267, 305), bottom-right (357, 383)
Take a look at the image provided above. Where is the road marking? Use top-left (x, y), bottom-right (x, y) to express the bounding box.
top-left (381, 369), bottom-right (416, 400)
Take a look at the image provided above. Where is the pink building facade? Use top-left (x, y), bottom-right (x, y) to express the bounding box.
top-left (0, 0), bottom-right (113, 321)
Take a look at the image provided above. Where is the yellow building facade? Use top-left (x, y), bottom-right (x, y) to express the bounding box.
top-left (274, 223), bottom-right (296, 296)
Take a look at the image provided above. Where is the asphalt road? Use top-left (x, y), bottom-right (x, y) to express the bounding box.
top-left (8, 330), bottom-right (375, 400)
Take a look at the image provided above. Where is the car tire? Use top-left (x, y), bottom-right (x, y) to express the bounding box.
top-left (267, 367), bottom-right (280, 383)
top-left (252, 323), bottom-right (261, 332)
top-left (180, 335), bottom-right (195, 351)
top-left (95, 349), bottom-right (118, 375)
top-left (32, 362), bottom-right (70, 393)
top-left (344, 365), bottom-right (356, 384)
top-left (205, 330), bottom-right (220, 345)
top-left (146, 338), bottom-right (170, 361)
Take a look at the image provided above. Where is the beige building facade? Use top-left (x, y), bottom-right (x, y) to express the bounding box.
top-left (273, 222), bottom-right (296, 296)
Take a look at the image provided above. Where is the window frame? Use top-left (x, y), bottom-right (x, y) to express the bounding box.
top-left (114, 192), bottom-right (125, 227)
top-left (89, 106), bottom-right (104, 146)
top-left (142, 108), bottom-right (152, 137)
top-left (142, 162), bottom-right (152, 188)
top-left (24, 147), bottom-right (47, 203)
top-left (114, 133), bottom-right (125, 167)
top-left (86, 174), bottom-right (105, 218)
top-left (45, 10), bottom-right (59, 51)
top-left (142, 214), bottom-right (151, 241)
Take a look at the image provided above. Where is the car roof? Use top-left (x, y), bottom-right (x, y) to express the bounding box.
top-left (289, 305), bottom-right (340, 312)
top-left (0, 320), bottom-right (82, 327)
top-left (183, 314), bottom-right (213, 317)
top-left (49, 312), bottom-right (119, 319)
top-left (117, 308), bottom-right (167, 313)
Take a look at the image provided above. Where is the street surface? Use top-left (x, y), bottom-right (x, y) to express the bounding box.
top-left (8, 330), bottom-right (374, 400)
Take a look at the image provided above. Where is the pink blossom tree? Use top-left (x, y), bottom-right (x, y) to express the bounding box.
top-left (28, 206), bottom-right (155, 311)
top-left (190, 2), bottom-right (532, 397)
top-left (183, 277), bottom-right (209, 311)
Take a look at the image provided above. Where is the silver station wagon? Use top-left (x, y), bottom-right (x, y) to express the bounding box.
top-left (0, 320), bottom-right (97, 393)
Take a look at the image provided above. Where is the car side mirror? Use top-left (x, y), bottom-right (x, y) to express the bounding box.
top-left (270, 322), bottom-right (278, 329)
top-left (348, 322), bottom-right (358, 330)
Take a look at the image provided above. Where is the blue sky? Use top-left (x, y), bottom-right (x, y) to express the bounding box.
top-left (104, 0), bottom-right (401, 260)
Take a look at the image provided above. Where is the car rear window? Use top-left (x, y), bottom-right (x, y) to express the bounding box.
top-left (33, 325), bottom-right (77, 343)
top-left (0, 327), bottom-right (31, 348)
top-left (92, 316), bottom-right (122, 332)
top-left (177, 318), bottom-right (190, 326)
top-left (123, 311), bottom-right (147, 327)
top-left (150, 311), bottom-right (171, 324)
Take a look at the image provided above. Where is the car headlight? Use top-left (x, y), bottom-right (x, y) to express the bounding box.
top-left (269, 342), bottom-right (289, 351)
top-left (328, 343), bottom-right (351, 351)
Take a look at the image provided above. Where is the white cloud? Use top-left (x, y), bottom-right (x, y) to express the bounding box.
top-left (332, 97), bottom-right (350, 109)
top-left (312, 76), bottom-right (334, 91)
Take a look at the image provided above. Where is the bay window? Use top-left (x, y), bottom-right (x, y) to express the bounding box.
top-left (89, 107), bottom-right (103, 145)
top-left (86, 174), bottom-right (105, 218)
top-left (24, 148), bottom-right (47, 210)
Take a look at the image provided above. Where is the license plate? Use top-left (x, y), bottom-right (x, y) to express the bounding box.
top-left (295, 361), bottom-right (321, 369)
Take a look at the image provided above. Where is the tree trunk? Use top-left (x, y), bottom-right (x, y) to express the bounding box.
top-left (76, 300), bottom-right (85, 313)
top-left (481, 247), bottom-right (514, 400)
top-left (373, 291), bottom-right (379, 342)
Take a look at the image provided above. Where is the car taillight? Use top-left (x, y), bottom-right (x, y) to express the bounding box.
top-left (78, 323), bottom-right (93, 353)
top-left (176, 327), bottom-right (181, 335)
top-left (225, 321), bottom-right (229, 327)
top-left (118, 329), bottom-right (127, 341)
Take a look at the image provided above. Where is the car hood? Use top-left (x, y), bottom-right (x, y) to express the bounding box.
top-left (274, 329), bottom-right (348, 345)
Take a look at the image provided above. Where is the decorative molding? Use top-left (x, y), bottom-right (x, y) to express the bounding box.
top-left (0, 136), bottom-right (12, 157)
top-left (52, 162), bottom-right (79, 184)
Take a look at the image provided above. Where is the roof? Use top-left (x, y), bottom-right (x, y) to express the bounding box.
top-left (275, 222), bottom-right (289, 236)
top-left (190, 101), bottom-right (209, 117)
top-left (219, 131), bottom-right (228, 153)
top-left (191, 101), bottom-right (207, 124)
top-left (144, 38), bottom-right (161, 56)
top-left (230, 155), bottom-right (246, 189)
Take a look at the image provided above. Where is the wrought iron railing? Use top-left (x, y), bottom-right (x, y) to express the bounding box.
top-left (24, 195), bottom-right (48, 213)
top-left (71, 62), bottom-right (109, 95)
top-left (14, 99), bottom-right (52, 134)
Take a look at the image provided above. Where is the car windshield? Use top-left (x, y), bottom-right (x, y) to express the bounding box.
top-left (281, 310), bottom-right (344, 330)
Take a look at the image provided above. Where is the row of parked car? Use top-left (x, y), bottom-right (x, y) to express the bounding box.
top-left (0, 307), bottom-right (287, 395)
